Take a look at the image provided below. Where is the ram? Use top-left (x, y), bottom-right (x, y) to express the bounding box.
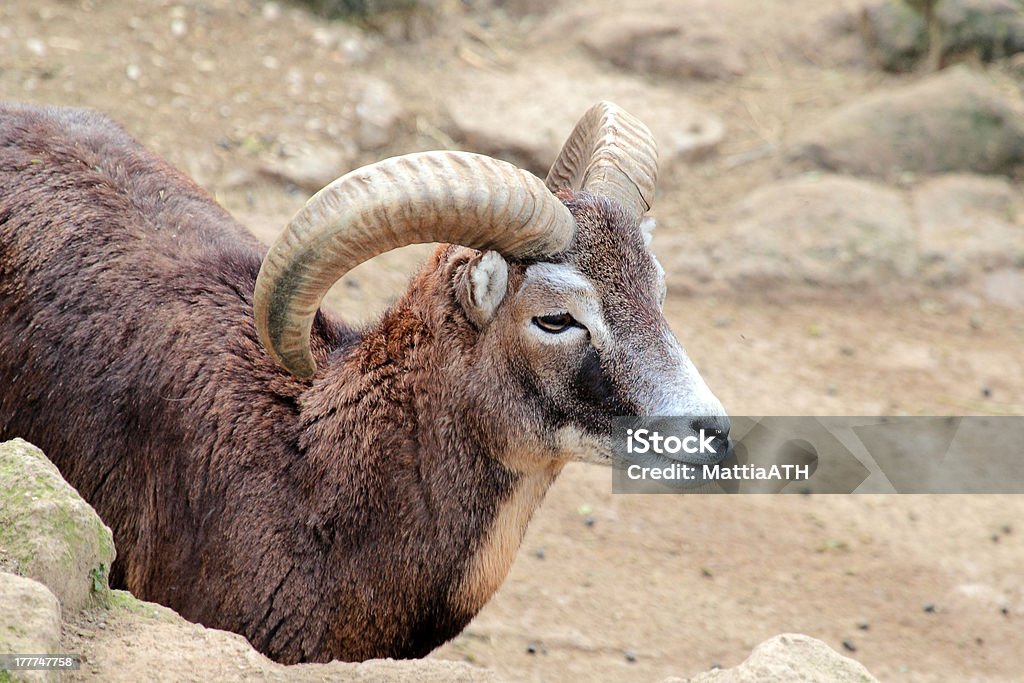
top-left (0, 100), bottom-right (728, 663)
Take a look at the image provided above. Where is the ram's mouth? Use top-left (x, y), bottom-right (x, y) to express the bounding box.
top-left (554, 427), bottom-right (617, 466)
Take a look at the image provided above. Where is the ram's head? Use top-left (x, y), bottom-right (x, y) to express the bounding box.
top-left (254, 101), bottom-right (729, 467)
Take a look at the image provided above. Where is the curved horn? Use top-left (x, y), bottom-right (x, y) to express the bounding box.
top-left (254, 151), bottom-right (576, 378)
top-left (545, 101), bottom-right (658, 220)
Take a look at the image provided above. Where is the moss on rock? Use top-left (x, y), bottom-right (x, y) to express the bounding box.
top-left (0, 439), bottom-right (115, 614)
top-left (862, 0), bottom-right (1024, 71)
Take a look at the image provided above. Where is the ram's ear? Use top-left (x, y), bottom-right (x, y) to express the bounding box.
top-left (452, 250), bottom-right (509, 327)
top-left (640, 216), bottom-right (656, 248)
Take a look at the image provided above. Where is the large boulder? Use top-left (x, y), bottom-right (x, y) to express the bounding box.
top-left (258, 141), bottom-right (357, 192)
top-left (0, 572), bottom-right (63, 683)
top-left (354, 77), bottom-right (404, 151)
top-left (713, 174), bottom-right (917, 288)
top-left (577, 14), bottom-right (748, 82)
top-left (677, 633), bottom-right (879, 682)
top-left (912, 173), bottom-right (1024, 283)
top-left (788, 66), bottom-right (1024, 177)
top-left (0, 439), bottom-right (115, 613)
top-left (444, 60), bottom-right (724, 175)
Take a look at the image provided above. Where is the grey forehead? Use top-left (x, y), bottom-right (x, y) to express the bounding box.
top-left (522, 262), bottom-right (597, 293)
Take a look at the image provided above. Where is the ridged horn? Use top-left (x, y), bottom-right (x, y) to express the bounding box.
top-left (545, 101), bottom-right (658, 220)
top-left (253, 151), bottom-right (576, 378)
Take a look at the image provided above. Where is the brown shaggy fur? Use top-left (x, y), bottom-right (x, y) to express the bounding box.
top-left (0, 104), bottom-right (545, 663)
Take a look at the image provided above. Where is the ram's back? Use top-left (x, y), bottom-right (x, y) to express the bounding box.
top-left (0, 103), bottom-right (337, 593)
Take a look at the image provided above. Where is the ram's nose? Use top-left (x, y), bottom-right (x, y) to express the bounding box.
top-left (690, 415), bottom-right (731, 462)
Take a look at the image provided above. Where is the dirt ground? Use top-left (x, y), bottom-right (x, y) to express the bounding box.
top-left (3, 0), bottom-right (1023, 681)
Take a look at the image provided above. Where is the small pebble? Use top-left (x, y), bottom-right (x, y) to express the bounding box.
top-left (584, 515), bottom-right (595, 527)
top-left (710, 662), bottom-right (721, 670)
top-left (842, 639), bottom-right (856, 652)
top-left (534, 547), bottom-right (545, 560)
top-left (981, 385), bottom-right (992, 398)
top-left (526, 641), bottom-right (539, 655)
top-left (624, 649), bottom-right (637, 663)
top-left (26, 38), bottom-right (47, 57)
top-left (923, 603), bottom-right (936, 613)
top-left (1000, 606), bottom-right (1010, 617)
top-left (262, 2), bottom-right (282, 20)
top-left (856, 619), bottom-right (870, 631)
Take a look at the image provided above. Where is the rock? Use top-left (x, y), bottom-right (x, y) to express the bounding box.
top-left (0, 573), bottom-right (63, 683)
top-left (862, 0), bottom-right (1024, 72)
top-left (682, 633), bottom-right (879, 682)
top-left (348, 659), bottom-right (500, 681)
top-left (940, 0), bottom-right (1024, 60)
top-left (981, 268), bottom-right (1024, 307)
top-left (715, 175), bottom-right (917, 287)
top-left (492, 0), bottom-right (558, 16)
top-left (667, 117), bottom-right (727, 162)
top-left (258, 140), bottom-right (356, 191)
top-left (262, 2), bottom-right (282, 20)
top-left (579, 15), bottom-right (747, 81)
top-left (73, 590), bottom-right (502, 681)
top-left (355, 78), bottom-right (403, 151)
top-left (0, 438), bottom-right (115, 613)
top-left (290, 0), bottom-right (430, 20)
top-left (444, 60), bottom-right (724, 175)
top-left (789, 66), bottom-right (1024, 177)
top-left (912, 173), bottom-right (1024, 283)
top-left (860, 0), bottom-right (929, 71)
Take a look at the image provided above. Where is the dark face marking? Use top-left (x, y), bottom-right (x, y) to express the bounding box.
top-left (570, 346), bottom-right (634, 433)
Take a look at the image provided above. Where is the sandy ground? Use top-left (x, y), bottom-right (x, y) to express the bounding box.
top-left (2, 0), bottom-right (1023, 680)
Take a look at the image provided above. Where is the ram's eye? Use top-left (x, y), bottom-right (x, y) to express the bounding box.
top-left (533, 313), bottom-right (577, 333)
